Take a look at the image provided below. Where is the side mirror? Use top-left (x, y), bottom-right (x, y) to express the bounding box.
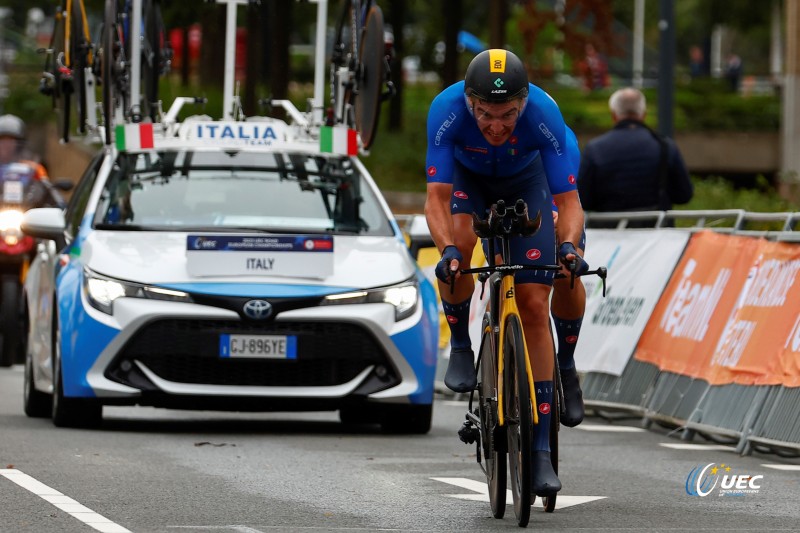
top-left (21, 207), bottom-right (67, 250)
top-left (404, 215), bottom-right (435, 260)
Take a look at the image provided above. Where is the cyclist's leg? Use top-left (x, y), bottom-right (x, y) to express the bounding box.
top-left (439, 163), bottom-right (484, 392)
top-left (501, 162), bottom-right (561, 495)
top-left (551, 231), bottom-right (587, 426)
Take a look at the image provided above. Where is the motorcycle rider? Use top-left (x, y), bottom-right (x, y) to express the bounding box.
top-left (0, 114), bottom-right (61, 207)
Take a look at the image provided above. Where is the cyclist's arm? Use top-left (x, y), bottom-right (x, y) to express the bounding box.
top-left (424, 85), bottom-right (463, 252)
top-left (553, 190), bottom-right (585, 252)
top-left (425, 182), bottom-right (456, 253)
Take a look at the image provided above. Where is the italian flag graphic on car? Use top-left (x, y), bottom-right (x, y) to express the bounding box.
top-left (320, 126), bottom-right (357, 155)
top-left (115, 123), bottom-right (155, 151)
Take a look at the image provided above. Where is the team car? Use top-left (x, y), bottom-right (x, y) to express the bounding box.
top-left (20, 117), bottom-right (439, 433)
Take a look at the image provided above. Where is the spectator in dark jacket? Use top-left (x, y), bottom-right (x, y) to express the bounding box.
top-left (577, 87), bottom-right (693, 214)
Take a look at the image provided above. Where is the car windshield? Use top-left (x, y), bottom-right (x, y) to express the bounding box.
top-left (93, 149), bottom-right (393, 236)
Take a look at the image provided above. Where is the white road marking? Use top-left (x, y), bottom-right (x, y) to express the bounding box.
top-left (761, 464), bottom-right (800, 471)
top-left (576, 424), bottom-right (645, 432)
top-left (431, 477), bottom-right (605, 509)
top-left (438, 400), bottom-right (468, 406)
top-left (658, 443), bottom-right (737, 451)
top-left (0, 469), bottom-right (131, 533)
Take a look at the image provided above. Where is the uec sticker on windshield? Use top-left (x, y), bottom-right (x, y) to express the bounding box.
top-left (186, 235), bottom-right (333, 278)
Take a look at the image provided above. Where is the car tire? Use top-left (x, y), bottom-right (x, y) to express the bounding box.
top-left (0, 275), bottom-right (20, 367)
top-left (51, 313), bottom-right (102, 428)
top-left (379, 404), bottom-right (433, 435)
top-left (24, 350), bottom-right (52, 418)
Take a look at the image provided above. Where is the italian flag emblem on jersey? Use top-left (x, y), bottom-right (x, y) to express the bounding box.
top-left (320, 126), bottom-right (358, 155)
top-left (115, 123), bottom-right (155, 151)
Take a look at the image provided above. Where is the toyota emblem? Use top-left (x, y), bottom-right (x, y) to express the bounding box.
top-left (243, 300), bottom-right (272, 320)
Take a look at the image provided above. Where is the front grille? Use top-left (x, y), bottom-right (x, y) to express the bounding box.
top-left (107, 319), bottom-right (396, 388)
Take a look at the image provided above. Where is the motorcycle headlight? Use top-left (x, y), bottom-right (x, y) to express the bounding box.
top-left (83, 268), bottom-right (193, 314)
top-left (322, 279), bottom-right (419, 321)
top-left (0, 209), bottom-right (24, 245)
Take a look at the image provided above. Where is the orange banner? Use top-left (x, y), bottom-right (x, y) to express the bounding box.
top-left (635, 232), bottom-right (800, 387)
top-left (634, 231), bottom-right (760, 380)
top-left (707, 240), bottom-right (800, 386)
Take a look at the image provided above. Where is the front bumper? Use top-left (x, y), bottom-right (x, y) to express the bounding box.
top-left (63, 287), bottom-right (438, 409)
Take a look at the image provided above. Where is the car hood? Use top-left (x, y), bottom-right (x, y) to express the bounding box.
top-left (81, 231), bottom-right (416, 291)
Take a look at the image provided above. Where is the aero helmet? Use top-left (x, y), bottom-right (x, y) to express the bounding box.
top-left (464, 49), bottom-right (529, 103)
top-left (0, 114), bottom-right (25, 139)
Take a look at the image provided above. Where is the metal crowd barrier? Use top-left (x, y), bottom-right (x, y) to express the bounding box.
top-left (397, 208), bottom-right (800, 455)
top-left (581, 209), bottom-right (800, 456)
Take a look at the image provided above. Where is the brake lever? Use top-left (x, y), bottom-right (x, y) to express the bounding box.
top-left (568, 259), bottom-right (577, 289)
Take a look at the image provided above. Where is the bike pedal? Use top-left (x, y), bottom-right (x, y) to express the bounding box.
top-left (457, 421), bottom-right (479, 444)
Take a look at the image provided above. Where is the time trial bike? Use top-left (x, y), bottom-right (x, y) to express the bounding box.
top-left (455, 199), bottom-right (606, 527)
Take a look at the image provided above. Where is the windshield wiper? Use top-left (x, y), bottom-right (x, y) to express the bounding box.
top-left (94, 224), bottom-right (158, 231)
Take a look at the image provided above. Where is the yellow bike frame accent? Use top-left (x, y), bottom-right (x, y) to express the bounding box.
top-left (496, 273), bottom-right (539, 428)
top-left (63, 0), bottom-right (94, 67)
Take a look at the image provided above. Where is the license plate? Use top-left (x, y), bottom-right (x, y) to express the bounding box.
top-left (3, 181), bottom-right (23, 203)
top-left (219, 334), bottom-right (297, 359)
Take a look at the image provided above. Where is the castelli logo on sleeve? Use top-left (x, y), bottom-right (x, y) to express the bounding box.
top-left (568, 174), bottom-right (576, 184)
top-left (446, 315), bottom-right (458, 324)
top-left (566, 335), bottom-right (578, 344)
top-left (427, 166), bottom-right (437, 177)
top-left (454, 191), bottom-right (468, 200)
top-left (539, 403), bottom-right (551, 415)
top-left (526, 249), bottom-right (542, 260)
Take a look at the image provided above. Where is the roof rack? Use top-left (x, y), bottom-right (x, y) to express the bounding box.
top-left (103, 0), bottom-right (367, 156)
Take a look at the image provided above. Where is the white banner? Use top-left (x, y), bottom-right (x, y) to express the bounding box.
top-left (186, 234), bottom-right (333, 278)
top-left (574, 229), bottom-right (690, 376)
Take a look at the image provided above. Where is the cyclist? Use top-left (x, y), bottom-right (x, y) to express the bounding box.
top-left (551, 126), bottom-right (587, 428)
top-left (425, 49), bottom-right (589, 496)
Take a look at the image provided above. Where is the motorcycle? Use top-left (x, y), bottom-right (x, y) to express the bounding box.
top-left (0, 162), bottom-right (72, 366)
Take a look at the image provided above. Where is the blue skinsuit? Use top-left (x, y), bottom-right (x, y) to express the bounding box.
top-left (425, 81), bottom-right (578, 284)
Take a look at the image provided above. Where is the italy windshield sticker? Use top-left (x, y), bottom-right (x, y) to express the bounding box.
top-left (186, 235), bottom-right (334, 279)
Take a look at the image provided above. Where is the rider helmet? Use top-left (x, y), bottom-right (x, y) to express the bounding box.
top-left (0, 115), bottom-right (26, 140)
top-left (464, 49), bottom-right (529, 103)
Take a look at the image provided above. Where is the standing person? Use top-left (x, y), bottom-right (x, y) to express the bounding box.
top-left (689, 45), bottom-right (705, 80)
top-left (725, 53), bottom-right (743, 92)
top-left (425, 49), bottom-right (589, 496)
top-left (577, 88), bottom-right (693, 215)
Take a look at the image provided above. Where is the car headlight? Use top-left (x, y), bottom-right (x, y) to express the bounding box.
top-left (83, 268), bottom-right (193, 314)
top-left (322, 279), bottom-right (419, 321)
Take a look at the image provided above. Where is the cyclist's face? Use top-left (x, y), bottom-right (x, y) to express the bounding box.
top-left (470, 99), bottom-right (523, 146)
top-left (0, 137), bottom-right (18, 164)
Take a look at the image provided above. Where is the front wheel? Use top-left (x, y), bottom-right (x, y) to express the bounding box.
top-left (504, 314), bottom-right (532, 527)
top-left (24, 350), bottom-right (52, 418)
top-left (477, 318), bottom-right (506, 518)
top-left (51, 312), bottom-right (102, 428)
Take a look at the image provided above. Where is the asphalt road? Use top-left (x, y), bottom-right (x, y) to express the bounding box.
top-left (1, 364), bottom-right (799, 533)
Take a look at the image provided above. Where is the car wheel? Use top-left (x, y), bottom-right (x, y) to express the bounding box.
top-left (0, 275), bottom-right (20, 367)
top-left (380, 404), bottom-right (433, 435)
top-left (24, 345), bottom-right (52, 418)
top-left (51, 314), bottom-right (102, 428)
